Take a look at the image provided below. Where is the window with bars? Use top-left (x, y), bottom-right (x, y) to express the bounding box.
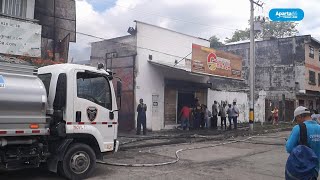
top-left (309, 70), bottom-right (316, 85)
top-left (0, 0), bottom-right (27, 18)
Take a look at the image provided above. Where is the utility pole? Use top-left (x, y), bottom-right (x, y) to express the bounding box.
top-left (249, 0), bottom-right (263, 131)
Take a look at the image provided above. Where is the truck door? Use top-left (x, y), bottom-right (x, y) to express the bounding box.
top-left (74, 70), bottom-right (115, 149)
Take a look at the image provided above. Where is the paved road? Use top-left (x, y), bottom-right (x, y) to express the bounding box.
top-left (0, 131), bottom-right (291, 180)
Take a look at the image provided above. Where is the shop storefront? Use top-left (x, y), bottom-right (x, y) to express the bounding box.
top-left (164, 80), bottom-right (209, 126)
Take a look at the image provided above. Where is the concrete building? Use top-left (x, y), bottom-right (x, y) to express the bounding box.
top-left (91, 21), bottom-right (250, 131)
top-left (0, 0), bottom-right (75, 64)
top-left (219, 35), bottom-right (320, 121)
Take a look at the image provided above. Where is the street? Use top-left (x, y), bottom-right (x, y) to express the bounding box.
top-left (0, 130), bottom-right (290, 180)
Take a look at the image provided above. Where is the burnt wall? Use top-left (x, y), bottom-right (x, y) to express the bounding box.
top-left (218, 36), bottom-right (307, 99)
top-left (34, 0), bottom-right (76, 42)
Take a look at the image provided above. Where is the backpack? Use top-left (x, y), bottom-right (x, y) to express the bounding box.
top-left (285, 123), bottom-right (319, 180)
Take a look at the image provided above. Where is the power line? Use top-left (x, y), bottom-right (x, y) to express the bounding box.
top-left (40, 22), bottom-right (198, 60)
top-left (63, 26), bottom-right (189, 59)
top-left (252, 0), bottom-right (264, 7)
top-left (174, 52), bottom-right (192, 66)
top-left (47, 19), bottom-right (207, 60)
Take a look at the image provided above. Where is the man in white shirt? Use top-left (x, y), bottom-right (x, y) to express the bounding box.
top-left (231, 101), bottom-right (240, 129)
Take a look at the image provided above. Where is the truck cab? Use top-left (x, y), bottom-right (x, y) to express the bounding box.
top-left (38, 64), bottom-right (120, 153)
top-left (0, 62), bottom-right (121, 180)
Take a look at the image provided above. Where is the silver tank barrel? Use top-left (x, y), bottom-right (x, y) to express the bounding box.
top-left (0, 63), bottom-right (47, 124)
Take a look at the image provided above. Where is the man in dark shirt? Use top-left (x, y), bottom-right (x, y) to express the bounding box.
top-left (137, 98), bottom-right (147, 135)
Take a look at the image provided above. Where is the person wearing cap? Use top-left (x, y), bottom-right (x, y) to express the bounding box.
top-left (286, 106), bottom-right (320, 177)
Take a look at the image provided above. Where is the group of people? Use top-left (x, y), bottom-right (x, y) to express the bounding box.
top-left (179, 99), bottom-right (240, 131)
top-left (135, 98), bottom-right (241, 135)
top-left (212, 100), bottom-right (240, 130)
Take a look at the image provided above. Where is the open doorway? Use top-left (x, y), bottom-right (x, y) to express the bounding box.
top-left (177, 91), bottom-right (195, 124)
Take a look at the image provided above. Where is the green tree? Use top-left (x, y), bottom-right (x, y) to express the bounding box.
top-left (209, 35), bottom-right (224, 48)
top-left (261, 21), bottom-right (298, 38)
top-left (225, 28), bottom-right (250, 43)
top-left (225, 18), bottom-right (299, 43)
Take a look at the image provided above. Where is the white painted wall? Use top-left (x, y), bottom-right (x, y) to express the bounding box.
top-left (207, 90), bottom-right (249, 125)
top-left (255, 91), bottom-right (266, 124)
top-left (135, 21), bottom-right (210, 131)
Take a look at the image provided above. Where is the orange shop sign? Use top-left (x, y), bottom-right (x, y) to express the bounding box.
top-left (191, 44), bottom-right (242, 79)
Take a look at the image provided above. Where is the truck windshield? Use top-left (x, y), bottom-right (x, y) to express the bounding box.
top-left (77, 72), bottom-right (112, 110)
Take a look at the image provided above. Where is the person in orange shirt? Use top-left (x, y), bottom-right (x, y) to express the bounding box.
top-left (180, 105), bottom-right (191, 130)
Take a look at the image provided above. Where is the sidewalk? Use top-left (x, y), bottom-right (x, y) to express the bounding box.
top-left (118, 122), bottom-right (294, 150)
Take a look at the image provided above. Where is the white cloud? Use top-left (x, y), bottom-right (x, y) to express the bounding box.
top-left (69, 0), bottom-right (320, 61)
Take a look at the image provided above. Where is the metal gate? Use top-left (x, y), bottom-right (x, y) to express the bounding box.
top-left (107, 56), bottom-right (135, 131)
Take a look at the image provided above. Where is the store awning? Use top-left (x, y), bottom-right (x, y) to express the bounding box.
top-left (148, 60), bottom-right (209, 82)
top-left (164, 79), bottom-right (211, 90)
top-left (148, 60), bottom-right (244, 81)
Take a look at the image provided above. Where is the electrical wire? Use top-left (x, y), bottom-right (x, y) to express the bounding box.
top-left (51, 25), bottom-right (194, 59)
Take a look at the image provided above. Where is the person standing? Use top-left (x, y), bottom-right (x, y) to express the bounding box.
top-left (207, 108), bottom-right (212, 128)
top-left (200, 104), bottom-right (206, 129)
top-left (285, 106), bottom-right (320, 180)
top-left (136, 98), bottom-right (147, 135)
top-left (227, 104), bottom-right (233, 130)
top-left (202, 105), bottom-right (210, 129)
top-left (193, 100), bottom-right (202, 130)
top-left (179, 105), bottom-right (191, 130)
top-left (220, 103), bottom-right (227, 130)
top-left (211, 101), bottom-right (218, 129)
top-left (272, 107), bottom-right (279, 125)
top-left (232, 101), bottom-right (240, 130)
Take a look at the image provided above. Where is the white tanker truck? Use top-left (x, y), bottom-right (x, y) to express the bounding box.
top-left (0, 62), bottom-right (122, 179)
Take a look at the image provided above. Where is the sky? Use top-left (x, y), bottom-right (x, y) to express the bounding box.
top-left (69, 0), bottom-right (320, 62)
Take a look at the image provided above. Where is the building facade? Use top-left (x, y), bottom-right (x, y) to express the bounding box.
top-left (91, 21), bottom-right (250, 131)
top-left (0, 0), bottom-right (75, 64)
top-left (219, 35), bottom-right (320, 121)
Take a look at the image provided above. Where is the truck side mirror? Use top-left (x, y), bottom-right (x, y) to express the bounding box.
top-left (115, 77), bottom-right (122, 111)
top-left (109, 112), bottom-right (114, 120)
top-left (117, 81), bottom-right (122, 98)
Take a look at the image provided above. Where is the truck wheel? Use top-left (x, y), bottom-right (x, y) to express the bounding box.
top-left (62, 143), bottom-right (96, 180)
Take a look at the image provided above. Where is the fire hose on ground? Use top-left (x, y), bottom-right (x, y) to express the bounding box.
top-left (97, 135), bottom-right (287, 167)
